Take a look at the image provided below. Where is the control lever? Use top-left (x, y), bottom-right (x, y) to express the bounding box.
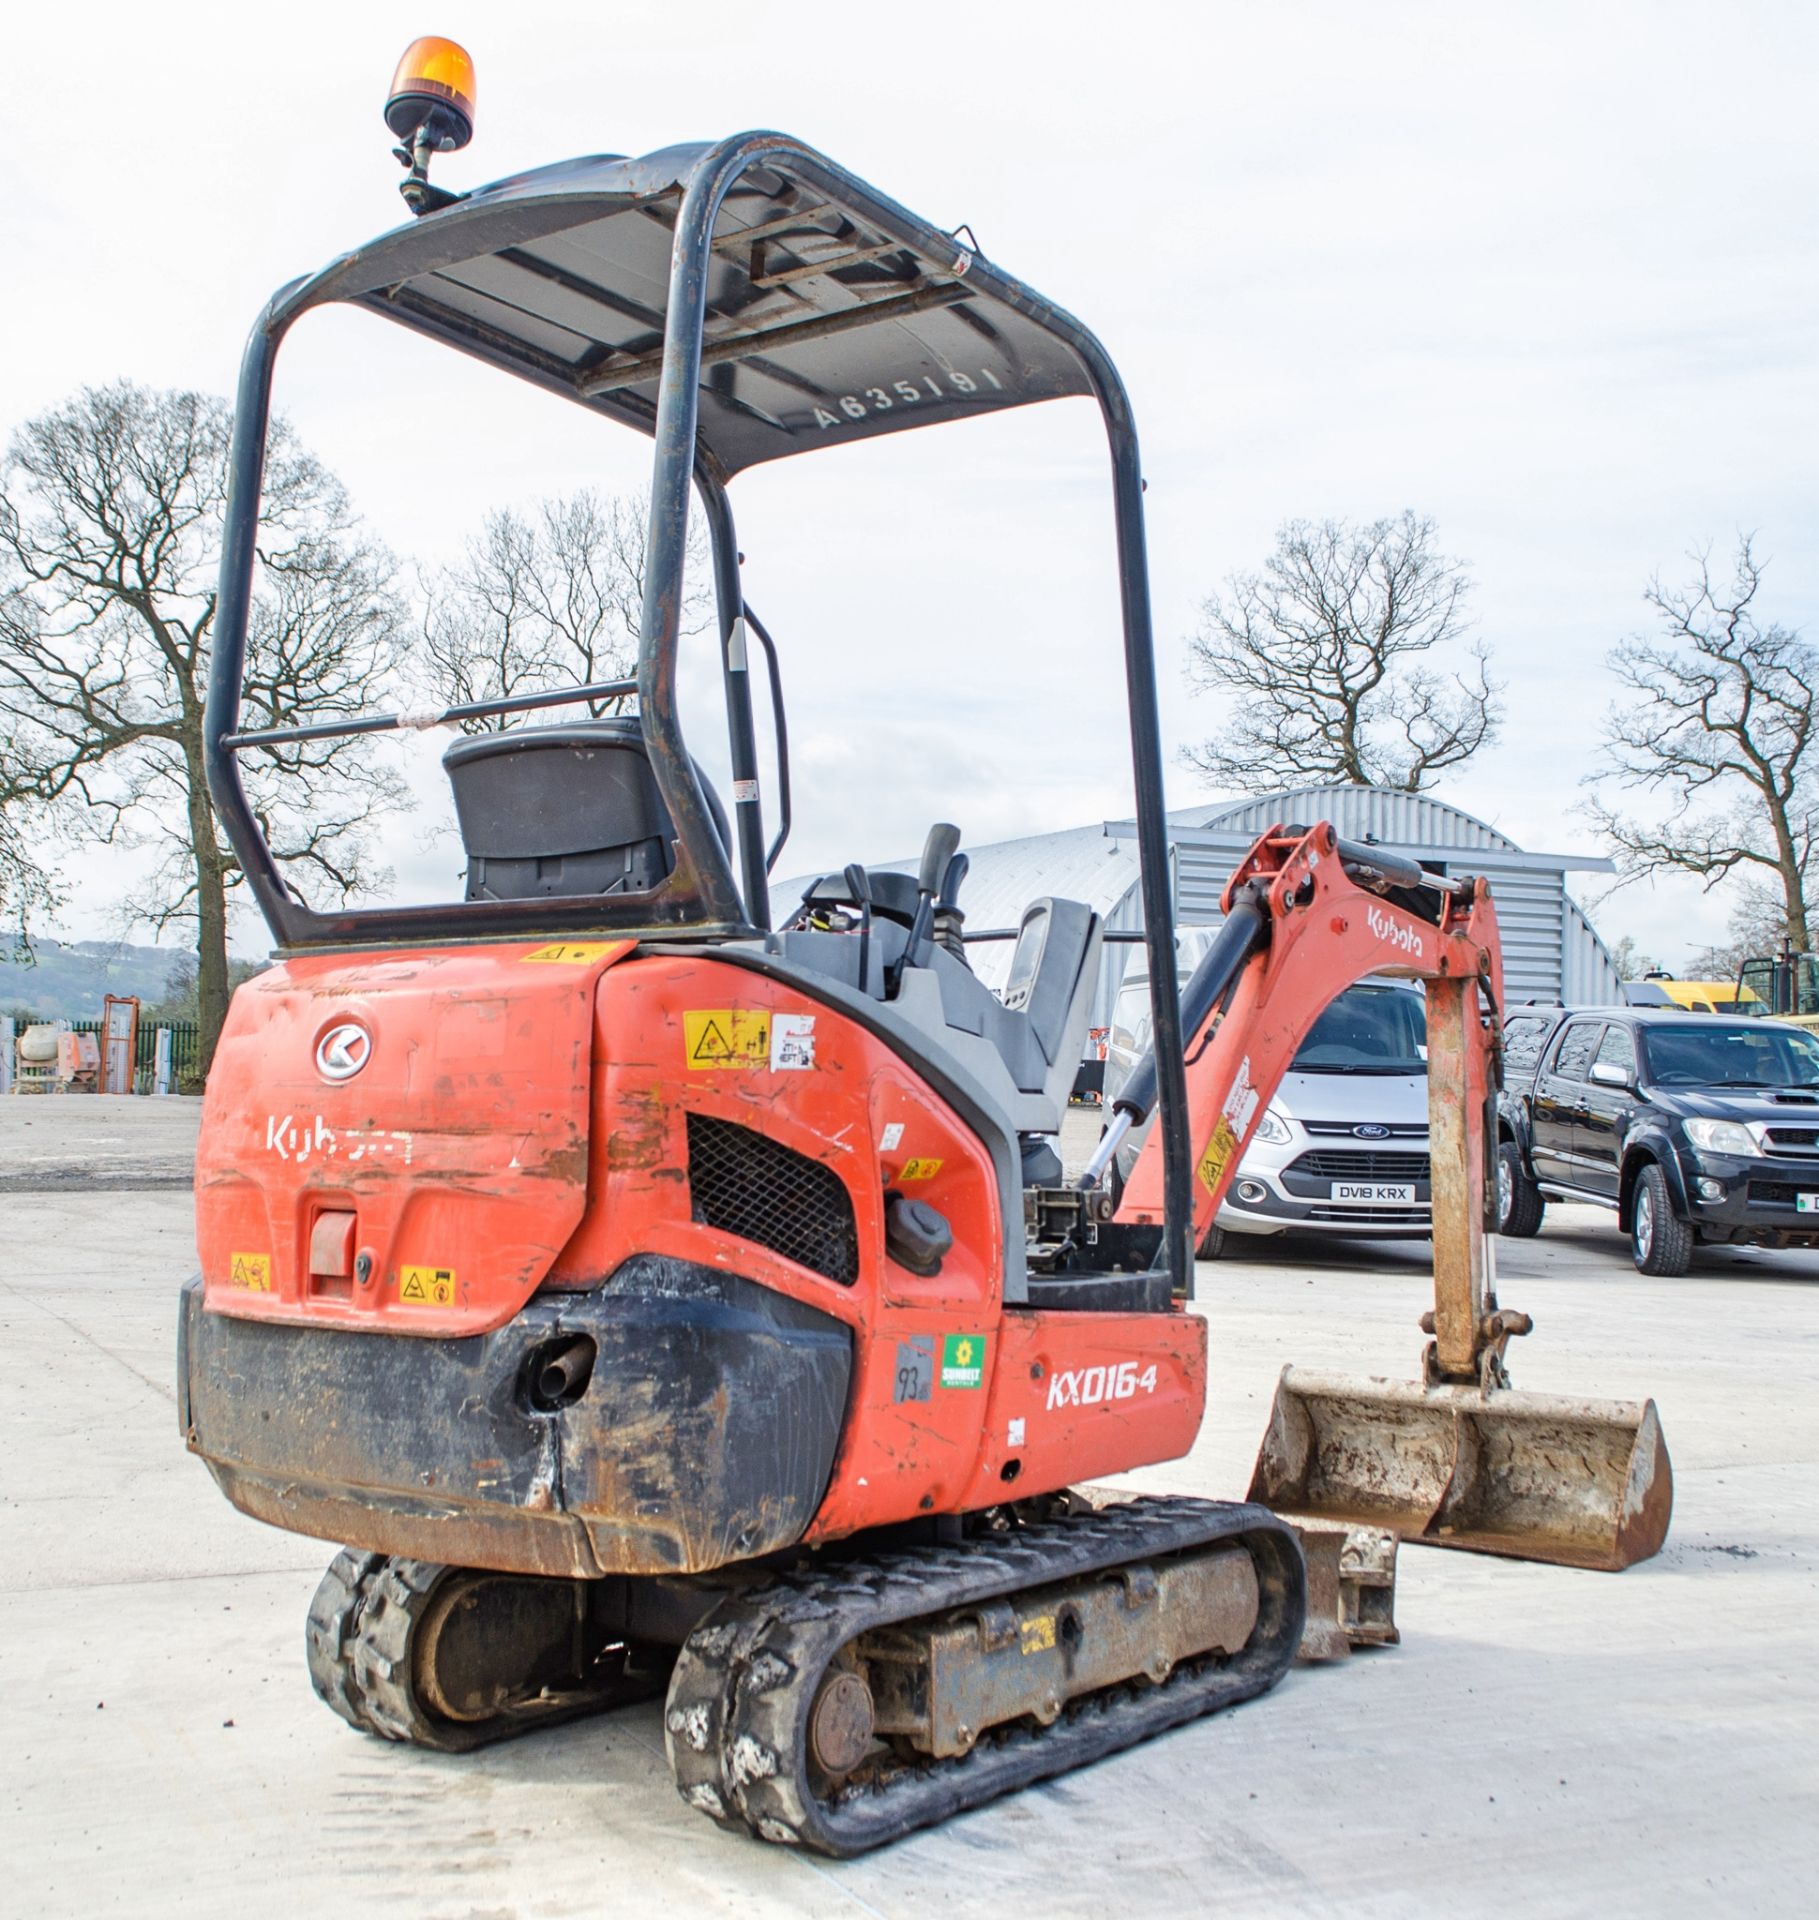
top-left (938, 851), bottom-right (968, 910)
top-left (893, 822), bottom-right (961, 993)
top-left (843, 862), bottom-right (875, 996)
top-left (933, 851), bottom-right (969, 961)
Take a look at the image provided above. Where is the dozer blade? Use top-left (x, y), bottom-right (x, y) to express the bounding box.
top-left (1290, 1522), bottom-right (1400, 1660)
top-left (1247, 1367), bottom-right (1674, 1573)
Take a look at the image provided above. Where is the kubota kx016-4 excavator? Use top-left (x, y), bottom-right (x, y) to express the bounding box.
top-left (180, 40), bottom-right (1670, 1855)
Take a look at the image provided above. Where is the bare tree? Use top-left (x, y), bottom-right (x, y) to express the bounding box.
top-left (1585, 538), bottom-right (1815, 953)
top-left (1605, 933), bottom-right (1662, 981)
top-left (0, 382), bottom-right (408, 1071)
top-left (420, 489), bottom-right (710, 728)
top-left (1185, 511), bottom-right (1499, 793)
top-left (0, 710), bottom-right (61, 930)
top-left (1683, 878), bottom-right (1794, 981)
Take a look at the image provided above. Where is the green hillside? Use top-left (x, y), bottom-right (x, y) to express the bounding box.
top-left (0, 937), bottom-right (190, 1021)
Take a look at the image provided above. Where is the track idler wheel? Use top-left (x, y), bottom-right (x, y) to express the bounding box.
top-left (306, 1548), bottom-right (669, 1751)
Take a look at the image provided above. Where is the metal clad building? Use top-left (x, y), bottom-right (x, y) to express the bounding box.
top-left (939, 787), bottom-right (1619, 1031)
top-left (1158, 787), bottom-right (1620, 1006)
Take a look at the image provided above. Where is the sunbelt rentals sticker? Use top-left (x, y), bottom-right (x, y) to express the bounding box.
top-left (940, 1333), bottom-right (986, 1389)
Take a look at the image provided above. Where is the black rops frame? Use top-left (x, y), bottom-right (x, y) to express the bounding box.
top-left (204, 130), bottom-right (1196, 1293)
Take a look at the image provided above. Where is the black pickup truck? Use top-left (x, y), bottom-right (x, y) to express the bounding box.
top-left (1496, 1004), bottom-right (1819, 1274)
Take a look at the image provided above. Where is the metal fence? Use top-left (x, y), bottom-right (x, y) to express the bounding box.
top-left (7, 1014), bottom-right (201, 1090)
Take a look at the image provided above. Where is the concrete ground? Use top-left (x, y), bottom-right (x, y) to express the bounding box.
top-left (3, 1103), bottom-right (1816, 1916)
top-left (0, 1091), bottom-right (201, 1191)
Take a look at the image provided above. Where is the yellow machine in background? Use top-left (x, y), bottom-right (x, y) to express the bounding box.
top-left (1639, 973), bottom-right (1751, 1014)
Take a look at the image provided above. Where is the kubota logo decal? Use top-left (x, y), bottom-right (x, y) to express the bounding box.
top-left (1366, 905), bottom-right (1427, 960)
top-left (315, 1022), bottom-right (372, 1082)
top-left (264, 1114), bottom-right (413, 1165)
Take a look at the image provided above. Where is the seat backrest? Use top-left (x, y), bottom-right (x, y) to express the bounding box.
top-left (874, 897), bottom-right (1103, 1135)
top-left (443, 720), bottom-right (727, 903)
top-left (1000, 897), bottom-right (1103, 1118)
top-left (1002, 898), bottom-right (1099, 1066)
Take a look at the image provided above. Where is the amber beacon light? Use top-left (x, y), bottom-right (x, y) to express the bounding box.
top-left (385, 36), bottom-right (477, 215)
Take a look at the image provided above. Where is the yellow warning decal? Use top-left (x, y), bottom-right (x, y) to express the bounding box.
top-left (521, 942), bottom-right (620, 965)
top-left (229, 1252), bottom-right (272, 1291)
top-left (683, 1009), bottom-right (771, 1069)
top-left (899, 1157), bottom-right (944, 1182)
top-left (1196, 1117), bottom-right (1238, 1194)
top-left (1019, 1613), bottom-right (1057, 1656)
top-left (398, 1265), bottom-right (457, 1307)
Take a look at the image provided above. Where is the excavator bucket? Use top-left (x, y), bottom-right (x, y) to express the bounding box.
top-left (1246, 973), bottom-right (1674, 1573)
top-left (1249, 1369), bottom-right (1674, 1572)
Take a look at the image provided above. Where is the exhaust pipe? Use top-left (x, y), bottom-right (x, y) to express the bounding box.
top-left (529, 1335), bottom-right (597, 1411)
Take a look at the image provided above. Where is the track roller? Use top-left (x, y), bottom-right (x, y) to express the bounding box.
top-left (663, 1495), bottom-right (1306, 1855)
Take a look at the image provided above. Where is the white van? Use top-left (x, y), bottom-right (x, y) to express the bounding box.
top-left (1103, 935), bottom-right (1431, 1256)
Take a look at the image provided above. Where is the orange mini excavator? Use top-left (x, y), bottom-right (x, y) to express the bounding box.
top-left (181, 41), bottom-right (1670, 1855)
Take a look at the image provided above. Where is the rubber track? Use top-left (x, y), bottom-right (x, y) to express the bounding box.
top-left (663, 1495), bottom-right (1306, 1855)
top-left (306, 1548), bottom-right (391, 1738)
top-left (304, 1548), bottom-right (659, 1753)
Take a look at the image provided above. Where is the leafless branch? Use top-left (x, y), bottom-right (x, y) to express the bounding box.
top-left (1183, 511), bottom-right (1499, 793)
top-left (417, 488), bottom-right (711, 729)
top-left (0, 381), bottom-right (409, 1065)
top-left (1583, 536), bottom-right (1816, 951)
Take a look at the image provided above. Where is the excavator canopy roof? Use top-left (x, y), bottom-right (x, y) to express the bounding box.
top-left (276, 139), bottom-right (1099, 478)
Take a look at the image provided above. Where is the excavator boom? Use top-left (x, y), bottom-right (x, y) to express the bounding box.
top-left (1095, 823), bottom-right (1672, 1572)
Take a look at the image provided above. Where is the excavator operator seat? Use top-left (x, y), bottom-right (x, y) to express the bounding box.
top-left (875, 895), bottom-right (1103, 1139)
top-left (444, 720), bottom-right (728, 903)
top-left (1000, 897), bottom-right (1103, 1114)
top-left (770, 886), bottom-right (1102, 1139)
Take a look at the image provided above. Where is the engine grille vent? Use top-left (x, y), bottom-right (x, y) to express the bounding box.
top-left (1305, 1205), bottom-right (1430, 1225)
top-left (686, 1113), bottom-right (859, 1285)
top-left (1291, 1150), bottom-right (1432, 1183)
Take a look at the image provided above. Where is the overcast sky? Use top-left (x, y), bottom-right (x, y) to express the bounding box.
top-left (6, 0), bottom-right (1816, 966)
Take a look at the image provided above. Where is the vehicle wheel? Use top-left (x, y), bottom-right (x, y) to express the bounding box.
top-left (1197, 1223), bottom-right (1226, 1260)
top-left (1631, 1163), bottom-right (1693, 1277)
top-left (1496, 1140), bottom-right (1546, 1237)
